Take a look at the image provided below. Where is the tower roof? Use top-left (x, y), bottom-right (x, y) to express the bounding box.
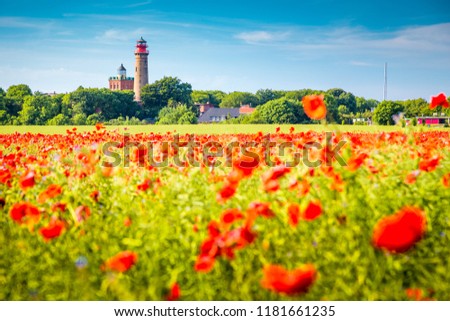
top-left (118, 64), bottom-right (126, 71)
top-left (137, 36), bottom-right (146, 43)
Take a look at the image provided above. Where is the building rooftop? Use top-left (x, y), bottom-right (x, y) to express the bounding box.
top-left (198, 108), bottom-right (240, 123)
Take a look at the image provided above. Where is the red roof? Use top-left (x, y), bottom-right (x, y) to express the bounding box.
top-left (239, 105), bottom-right (255, 114)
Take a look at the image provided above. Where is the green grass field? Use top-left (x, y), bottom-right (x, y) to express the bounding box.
top-left (1, 124), bottom-right (448, 135)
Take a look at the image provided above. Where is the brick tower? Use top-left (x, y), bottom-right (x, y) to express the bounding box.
top-left (133, 37), bottom-right (149, 101)
top-left (109, 64), bottom-right (134, 91)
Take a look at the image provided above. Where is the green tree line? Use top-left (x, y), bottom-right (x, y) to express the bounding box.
top-left (1, 78), bottom-right (447, 126)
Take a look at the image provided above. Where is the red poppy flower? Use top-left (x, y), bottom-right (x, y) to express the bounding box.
top-left (90, 190), bottom-right (100, 202)
top-left (101, 162), bottom-right (114, 177)
top-left (261, 165), bottom-right (291, 182)
top-left (346, 153), bottom-right (368, 172)
top-left (105, 251), bottom-right (138, 272)
top-left (137, 179), bottom-right (152, 192)
top-left (236, 224), bottom-right (257, 246)
top-left (216, 182), bottom-right (237, 203)
top-left (221, 208), bottom-right (244, 225)
top-left (295, 179), bottom-right (311, 196)
top-left (443, 173), bottom-right (450, 188)
top-left (51, 202), bottom-right (67, 212)
top-left (247, 202), bottom-right (275, 223)
top-left (38, 184), bottom-right (63, 204)
top-left (302, 200), bottom-right (322, 221)
top-left (302, 95), bottom-right (327, 120)
top-left (372, 206), bottom-right (426, 253)
top-left (419, 155), bottom-right (440, 172)
top-left (194, 255), bottom-right (215, 273)
top-left (233, 156), bottom-right (258, 178)
top-left (39, 219), bottom-right (65, 240)
top-left (288, 203), bottom-right (300, 227)
top-left (261, 165), bottom-right (291, 192)
top-left (9, 202), bottom-right (40, 225)
top-left (430, 93), bottom-right (449, 109)
top-left (263, 179), bottom-right (280, 192)
top-left (95, 123), bottom-right (105, 131)
top-left (261, 264), bottom-right (317, 296)
top-left (166, 283), bottom-right (181, 301)
top-left (19, 170), bottom-right (35, 190)
top-left (406, 288), bottom-right (424, 301)
top-left (0, 168), bottom-right (12, 185)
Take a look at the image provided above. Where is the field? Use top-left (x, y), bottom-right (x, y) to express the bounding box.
top-left (1, 124), bottom-right (449, 135)
top-left (1, 124), bottom-right (450, 300)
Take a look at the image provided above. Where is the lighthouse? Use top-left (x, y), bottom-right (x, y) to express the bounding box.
top-left (133, 37), bottom-right (149, 102)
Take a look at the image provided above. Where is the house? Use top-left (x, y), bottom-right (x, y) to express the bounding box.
top-left (417, 116), bottom-right (450, 126)
top-left (198, 108), bottom-right (241, 123)
top-left (198, 104), bottom-right (256, 123)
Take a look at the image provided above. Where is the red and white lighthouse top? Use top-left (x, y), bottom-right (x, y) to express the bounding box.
top-left (135, 37), bottom-right (149, 54)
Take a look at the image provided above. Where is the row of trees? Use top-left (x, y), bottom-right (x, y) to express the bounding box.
top-left (1, 78), bottom-right (447, 126)
top-left (0, 84), bottom-right (139, 125)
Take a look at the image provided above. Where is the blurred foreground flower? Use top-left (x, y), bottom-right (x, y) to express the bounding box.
top-left (372, 206), bottom-right (426, 253)
top-left (261, 264), bottom-right (317, 296)
top-left (39, 219), bottom-right (65, 241)
top-left (10, 202), bottom-right (40, 226)
top-left (105, 251), bottom-right (138, 272)
top-left (430, 93), bottom-right (448, 109)
top-left (302, 95), bottom-right (327, 120)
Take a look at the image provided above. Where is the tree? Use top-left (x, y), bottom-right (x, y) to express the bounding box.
top-left (113, 90), bottom-right (139, 118)
top-left (373, 101), bottom-right (404, 125)
top-left (156, 104), bottom-right (197, 124)
top-left (5, 84), bottom-right (33, 116)
top-left (401, 98), bottom-right (430, 118)
top-left (255, 89), bottom-right (284, 105)
top-left (0, 88), bottom-right (5, 109)
top-left (0, 88), bottom-right (8, 124)
top-left (257, 97), bottom-right (305, 124)
top-left (18, 93), bottom-right (55, 125)
top-left (65, 87), bottom-right (138, 122)
top-left (191, 90), bottom-right (225, 105)
top-left (323, 93), bottom-right (339, 123)
top-left (326, 88), bottom-right (357, 114)
top-left (86, 113), bottom-right (104, 125)
top-left (141, 77), bottom-right (193, 119)
top-left (219, 91), bottom-right (259, 108)
top-left (73, 113), bottom-right (87, 125)
top-left (284, 89), bottom-right (316, 101)
top-left (47, 114), bottom-right (71, 125)
top-left (337, 105), bottom-right (349, 123)
top-left (356, 97), bottom-right (379, 113)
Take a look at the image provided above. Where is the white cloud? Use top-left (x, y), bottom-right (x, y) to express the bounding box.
top-left (0, 16), bottom-right (54, 30)
top-left (235, 31), bottom-right (290, 44)
top-left (285, 23), bottom-right (450, 55)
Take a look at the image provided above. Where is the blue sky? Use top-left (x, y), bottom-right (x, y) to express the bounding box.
top-left (0, 0), bottom-right (449, 100)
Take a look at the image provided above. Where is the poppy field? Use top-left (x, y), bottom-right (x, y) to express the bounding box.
top-left (1, 95), bottom-right (450, 301)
